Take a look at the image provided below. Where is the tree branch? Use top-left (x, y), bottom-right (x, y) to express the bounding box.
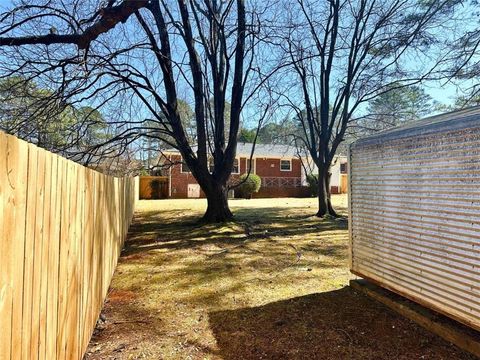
top-left (0, 0), bottom-right (148, 49)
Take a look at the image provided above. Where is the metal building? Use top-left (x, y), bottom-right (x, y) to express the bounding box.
top-left (349, 106), bottom-right (480, 331)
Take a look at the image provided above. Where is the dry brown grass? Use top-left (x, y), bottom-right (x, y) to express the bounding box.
top-left (85, 196), bottom-right (475, 360)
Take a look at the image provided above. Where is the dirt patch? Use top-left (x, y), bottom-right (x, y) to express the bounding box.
top-left (84, 196), bottom-right (476, 359)
top-left (107, 289), bottom-right (138, 304)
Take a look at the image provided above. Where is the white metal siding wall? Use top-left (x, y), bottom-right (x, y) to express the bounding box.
top-left (350, 123), bottom-right (480, 331)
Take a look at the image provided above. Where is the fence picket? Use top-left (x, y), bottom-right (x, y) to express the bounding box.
top-left (45, 154), bottom-right (60, 360)
top-left (0, 132), bottom-right (13, 360)
top-left (38, 151), bottom-right (53, 360)
top-left (21, 143), bottom-right (39, 360)
top-left (4, 136), bottom-right (26, 359)
top-left (30, 147), bottom-right (46, 360)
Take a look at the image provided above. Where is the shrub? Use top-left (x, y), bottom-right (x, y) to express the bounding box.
top-left (237, 173), bottom-right (261, 199)
top-left (306, 174), bottom-right (319, 197)
top-left (150, 179), bottom-right (163, 198)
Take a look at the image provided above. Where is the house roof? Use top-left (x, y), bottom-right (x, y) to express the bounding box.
top-left (353, 105), bottom-right (480, 147)
top-left (162, 142), bottom-right (348, 159)
top-left (236, 142), bottom-right (301, 158)
top-left (163, 142), bottom-right (305, 158)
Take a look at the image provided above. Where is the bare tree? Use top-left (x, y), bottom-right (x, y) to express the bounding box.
top-left (446, 4), bottom-right (480, 105)
top-left (0, 0), bottom-right (272, 222)
top-left (277, 0), bottom-right (460, 217)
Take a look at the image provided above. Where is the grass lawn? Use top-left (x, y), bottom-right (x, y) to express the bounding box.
top-left (85, 196), bottom-right (475, 359)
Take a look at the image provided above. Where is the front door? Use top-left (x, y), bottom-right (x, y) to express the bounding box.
top-left (188, 184), bottom-right (200, 198)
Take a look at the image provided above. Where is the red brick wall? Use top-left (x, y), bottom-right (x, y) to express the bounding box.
top-left (251, 157), bottom-right (306, 198)
top-left (169, 155), bottom-right (199, 198)
top-left (168, 154), bottom-right (240, 198)
top-left (254, 158), bottom-right (302, 177)
top-left (165, 154), bottom-right (202, 198)
top-left (168, 154), bottom-right (306, 198)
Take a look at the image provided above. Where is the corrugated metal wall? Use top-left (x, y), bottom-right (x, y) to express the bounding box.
top-left (349, 109), bottom-right (480, 331)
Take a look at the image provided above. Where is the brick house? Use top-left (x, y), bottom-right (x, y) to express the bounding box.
top-left (156, 143), bottom-right (347, 198)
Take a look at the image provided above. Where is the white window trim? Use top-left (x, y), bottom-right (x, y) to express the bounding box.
top-left (246, 158), bottom-right (255, 175)
top-left (180, 165), bottom-right (191, 174)
top-left (180, 158), bottom-right (191, 174)
top-left (207, 157), bottom-right (240, 174)
top-left (232, 157), bottom-right (240, 174)
top-left (280, 159), bottom-right (292, 171)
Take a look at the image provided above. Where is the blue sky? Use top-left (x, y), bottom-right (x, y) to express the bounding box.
top-left (0, 0), bottom-right (475, 118)
top-left (426, 83), bottom-right (458, 106)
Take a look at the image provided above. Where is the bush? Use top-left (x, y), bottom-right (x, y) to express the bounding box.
top-left (150, 179), bottom-right (163, 198)
top-left (237, 173), bottom-right (261, 199)
top-left (306, 174), bottom-right (319, 197)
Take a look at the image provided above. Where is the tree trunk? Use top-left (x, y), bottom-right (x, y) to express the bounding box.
top-left (202, 184), bottom-right (233, 223)
top-left (316, 166), bottom-right (337, 217)
top-left (325, 172), bottom-right (338, 217)
top-left (316, 167), bottom-right (329, 217)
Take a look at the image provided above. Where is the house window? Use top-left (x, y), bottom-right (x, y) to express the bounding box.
top-left (246, 158), bottom-right (255, 174)
top-left (181, 160), bottom-right (191, 173)
top-left (340, 163), bottom-right (348, 174)
top-left (280, 159), bottom-right (291, 171)
top-left (232, 158), bottom-right (240, 174)
top-left (209, 157), bottom-right (239, 174)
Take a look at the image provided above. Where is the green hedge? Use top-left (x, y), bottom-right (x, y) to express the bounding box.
top-left (237, 173), bottom-right (261, 198)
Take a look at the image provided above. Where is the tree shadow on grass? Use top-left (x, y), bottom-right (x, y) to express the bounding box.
top-left (208, 286), bottom-right (477, 360)
top-left (120, 205), bottom-right (348, 259)
top-left (111, 202), bottom-right (350, 311)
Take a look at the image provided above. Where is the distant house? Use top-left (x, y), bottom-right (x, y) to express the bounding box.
top-left (156, 143), bottom-right (347, 198)
top-left (328, 158), bottom-right (348, 194)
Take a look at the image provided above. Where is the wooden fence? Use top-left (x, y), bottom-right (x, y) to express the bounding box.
top-left (0, 131), bottom-right (138, 360)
